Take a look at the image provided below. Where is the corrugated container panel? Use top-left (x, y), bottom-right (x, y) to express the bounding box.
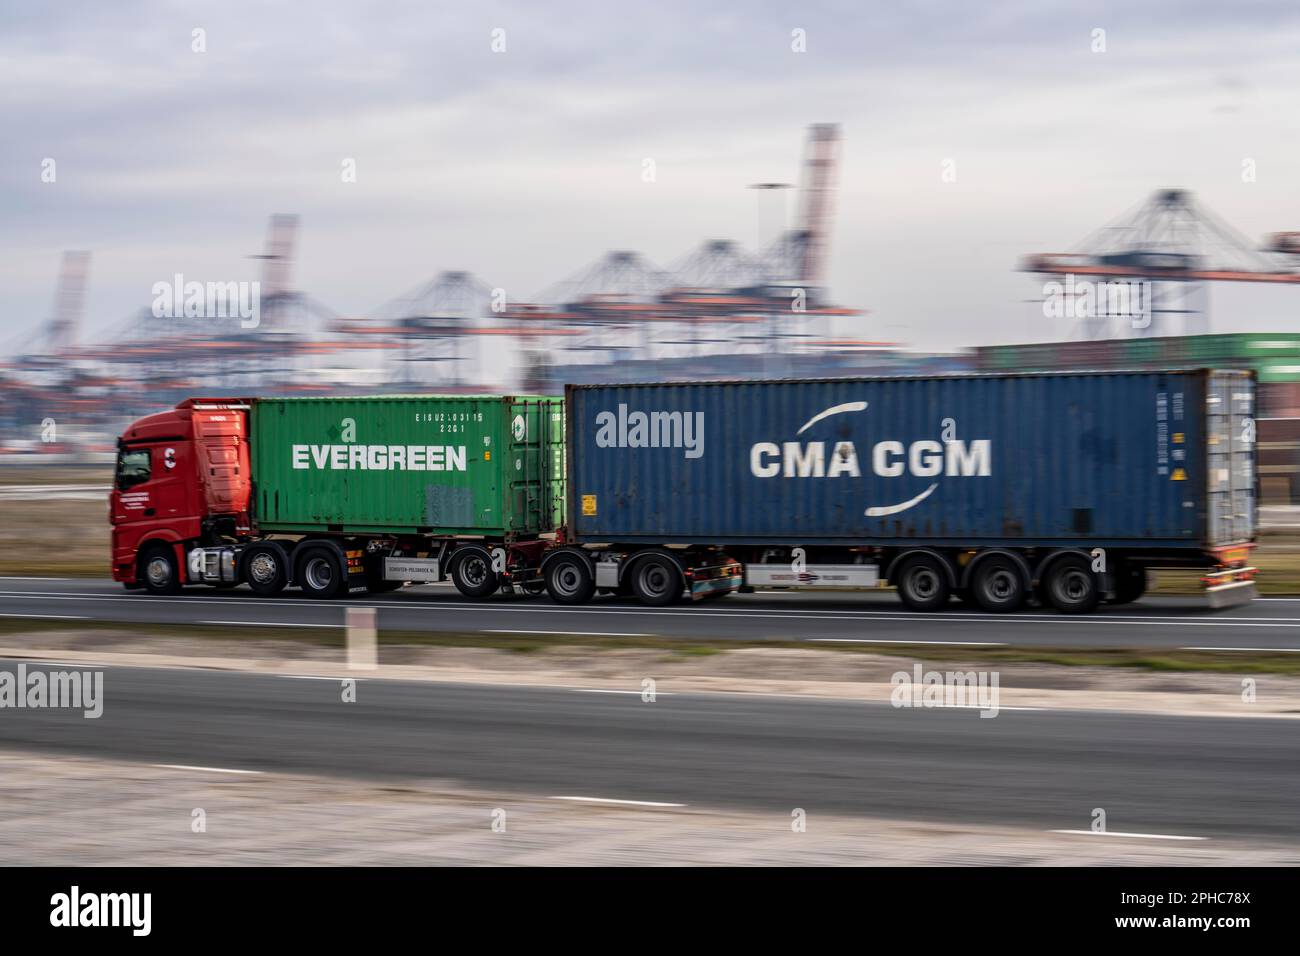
top-left (250, 395), bottom-right (564, 535)
top-left (1189, 337), bottom-right (1225, 361)
top-left (568, 371), bottom-right (1254, 548)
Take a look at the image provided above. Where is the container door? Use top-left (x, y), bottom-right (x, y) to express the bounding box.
top-left (507, 398), bottom-right (565, 534)
top-left (1206, 372), bottom-right (1257, 546)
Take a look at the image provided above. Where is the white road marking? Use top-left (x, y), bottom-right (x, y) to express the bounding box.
top-left (0, 612), bottom-right (88, 620)
top-left (153, 764), bottom-right (263, 776)
top-left (551, 796), bottom-right (685, 808)
top-left (280, 674), bottom-right (368, 681)
top-left (1049, 829), bottom-right (1207, 841)
top-left (198, 620), bottom-right (341, 629)
top-left (812, 638), bottom-right (1007, 646)
top-left (485, 629), bottom-right (651, 637)
top-left (571, 688), bottom-right (674, 696)
top-left (920, 703), bottom-right (1042, 712)
top-left (20, 660), bottom-right (101, 667)
top-left (1182, 646), bottom-right (1300, 653)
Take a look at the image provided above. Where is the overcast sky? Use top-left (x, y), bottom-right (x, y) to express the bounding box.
top-left (3, 0), bottom-right (1299, 355)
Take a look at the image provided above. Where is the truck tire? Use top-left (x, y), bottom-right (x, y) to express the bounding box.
top-left (140, 544), bottom-right (182, 596)
top-left (451, 549), bottom-right (498, 599)
top-left (970, 554), bottom-right (1027, 613)
top-left (243, 543), bottom-right (289, 596)
top-left (630, 554), bottom-right (683, 606)
top-left (894, 555), bottom-right (951, 612)
top-left (297, 546), bottom-right (348, 600)
top-left (1109, 565), bottom-right (1148, 605)
top-left (544, 552), bottom-right (596, 605)
top-left (1043, 555), bottom-right (1100, 614)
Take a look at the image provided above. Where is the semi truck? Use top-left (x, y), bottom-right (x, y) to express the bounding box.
top-left (111, 369), bottom-right (1259, 613)
top-left (111, 395), bottom-right (565, 599)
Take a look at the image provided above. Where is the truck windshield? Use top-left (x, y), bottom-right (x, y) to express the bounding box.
top-left (116, 448), bottom-right (151, 490)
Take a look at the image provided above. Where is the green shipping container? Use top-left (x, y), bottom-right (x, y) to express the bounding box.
top-left (249, 395), bottom-right (565, 536)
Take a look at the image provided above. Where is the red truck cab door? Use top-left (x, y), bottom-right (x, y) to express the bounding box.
top-left (112, 440), bottom-right (197, 524)
top-left (110, 439), bottom-right (201, 582)
top-left (111, 444), bottom-right (154, 525)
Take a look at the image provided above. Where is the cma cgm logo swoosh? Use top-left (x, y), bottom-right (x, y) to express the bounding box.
top-left (748, 401), bottom-right (992, 517)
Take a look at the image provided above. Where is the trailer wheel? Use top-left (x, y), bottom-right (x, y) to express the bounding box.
top-left (1109, 564), bottom-right (1148, 605)
top-left (451, 550), bottom-right (498, 598)
top-left (243, 543), bottom-right (288, 596)
top-left (894, 555), bottom-right (951, 612)
top-left (630, 554), bottom-right (683, 606)
top-left (140, 544), bottom-right (181, 596)
top-left (970, 554), bottom-right (1027, 613)
top-left (1044, 555), bottom-right (1100, 614)
top-left (297, 546), bottom-right (348, 600)
top-left (544, 553), bottom-right (595, 605)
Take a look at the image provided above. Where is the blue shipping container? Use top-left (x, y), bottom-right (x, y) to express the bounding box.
top-left (566, 370), bottom-right (1255, 548)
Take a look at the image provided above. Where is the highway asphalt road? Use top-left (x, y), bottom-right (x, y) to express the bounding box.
top-left (0, 660), bottom-right (1295, 840)
top-left (1, 577), bottom-right (1299, 651)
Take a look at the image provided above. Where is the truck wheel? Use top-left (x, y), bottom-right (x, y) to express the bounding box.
top-left (451, 550), bottom-right (499, 598)
top-left (630, 554), bottom-right (683, 606)
top-left (244, 544), bottom-right (288, 596)
top-left (297, 546), bottom-right (348, 600)
top-left (1044, 555), bottom-right (1100, 614)
top-left (544, 553), bottom-right (595, 605)
top-left (894, 555), bottom-right (951, 612)
top-left (140, 544), bottom-right (181, 596)
top-left (970, 555), bottom-right (1026, 613)
top-left (1109, 565), bottom-right (1148, 605)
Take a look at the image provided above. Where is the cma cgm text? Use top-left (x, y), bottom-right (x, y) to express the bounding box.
top-left (750, 439), bottom-right (992, 478)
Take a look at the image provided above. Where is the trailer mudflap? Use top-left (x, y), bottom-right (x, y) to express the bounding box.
top-left (690, 561), bottom-right (743, 600)
top-left (1203, 566), bottom-right (1258, 609)
top-left (1205, 580), bottom-right (1258, 609)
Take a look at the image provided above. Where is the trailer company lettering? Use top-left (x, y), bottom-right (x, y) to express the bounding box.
top-left (595, 404), bottom-right (704, 459)
top-left (749, 438), bottom-right (991, 479)
top-left (290, 444), bottom-right (467, 471)
top-left (748, 401), bottom-right (991, 517)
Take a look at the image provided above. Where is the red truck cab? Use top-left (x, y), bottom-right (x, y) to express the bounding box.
top-left (111, 400), bottom-right (252, 589)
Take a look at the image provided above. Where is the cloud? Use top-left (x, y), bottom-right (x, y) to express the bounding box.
top-left (3, 0), bottom-right (1300, 353)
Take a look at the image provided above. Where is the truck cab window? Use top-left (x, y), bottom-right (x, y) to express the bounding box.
top-left (116, 448), bottom-right (152, 490)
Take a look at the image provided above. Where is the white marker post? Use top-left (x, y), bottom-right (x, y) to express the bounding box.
top-left (345, 607), bottom-right (377, 670)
